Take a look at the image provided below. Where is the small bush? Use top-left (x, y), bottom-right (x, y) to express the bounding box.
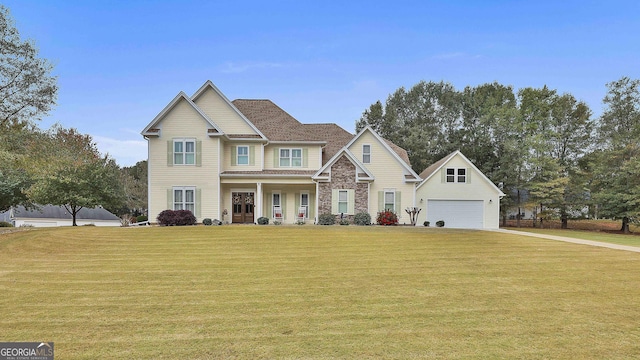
top-left (202, 218), bottom-right (213, 226)
top-left (377, 210), bottom-right (398, 226)
top-left (19, 223), bottom-right (33, 228)
top-left (257, 217), bottom-right (269, 225)
top-left (136, 215), bottom-right (148, 223)
top-left (317, 213), bottom-right (335, 225)
top-left (339, 219), bottom-right (350, 225)
top-left (82, 223), bottom-right (96, 226)
top-left (436, 220), bottom-right (445, 227)
top-left (424, 221), bottom-right (430, 227)
top-left (273, 220), bottom-right (282, 225)
top-left (353, 212), bottom-right (371, 226)
top-left (157, 209), bottom-right (197, 226)
top-left (0, 221), bottom-right (13, 227)
top-left (295, 220), bottom-right (305, 225)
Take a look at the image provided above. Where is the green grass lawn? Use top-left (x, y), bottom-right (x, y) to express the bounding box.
top-left (505, 227), bottom-right (640, 247)
top-left (1, 226), bottom-right (640, 359)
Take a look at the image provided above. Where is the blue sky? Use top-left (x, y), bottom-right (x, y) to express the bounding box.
top-left (4, 0), bottom-right (640, 166)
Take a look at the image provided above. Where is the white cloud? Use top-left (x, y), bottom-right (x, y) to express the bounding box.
top-left (93, 135), bottom-right (147, 167)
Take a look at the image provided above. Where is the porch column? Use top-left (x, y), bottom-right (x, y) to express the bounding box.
top-left (256, 182), bottom-right (263, 220)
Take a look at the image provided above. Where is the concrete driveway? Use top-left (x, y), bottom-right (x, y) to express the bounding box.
top-left (489, 228), bottom-right (640, 253)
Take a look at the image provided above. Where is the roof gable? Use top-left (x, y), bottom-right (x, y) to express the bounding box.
top-left (417, 150), bottom-right (506, 196)
top-left (345, 126), bottom-right (420, 181)
top-left (313, 148), bottom-right (374, 181)
top-left (192, 81), bottom-right (266, 139)
top-left (141, 92), bottom-right (223, 136)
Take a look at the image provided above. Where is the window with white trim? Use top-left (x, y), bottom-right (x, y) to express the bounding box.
top-left (446, 168), bottom-right (466, 183)
top-left (300, 192), bottom-right (309, 219)
top-left (174, 139), bottom-right (195, 165)
top-left (362, 144), bottom-right (371, 164)
top-left (237, 146), bottom-right (249, 165)
top-left (338, 190), bottom-right (348, 214)
top-left (279, 148), bottom-right (302, 167)
top-left (174, 187), bottom-right (195, 213)
top-left (384, 190), bottom-right (395, 212)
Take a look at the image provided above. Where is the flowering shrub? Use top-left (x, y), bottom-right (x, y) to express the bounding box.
top-left (376, 210), bottom-right (398, 226)
top-left (157, 209), bottom-right (197, 226)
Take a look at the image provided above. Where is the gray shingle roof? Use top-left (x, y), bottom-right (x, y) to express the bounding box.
top-left (6, 205), bottom-right (120, 221)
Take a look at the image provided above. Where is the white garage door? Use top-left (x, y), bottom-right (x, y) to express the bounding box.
top-left (427, 200), bottom-right (484, 229)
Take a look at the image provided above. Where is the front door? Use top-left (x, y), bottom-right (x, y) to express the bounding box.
top-left (232, 192), bottom-right (254, 223)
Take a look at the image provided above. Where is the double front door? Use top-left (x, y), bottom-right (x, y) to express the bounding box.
top-left (232, 192), bottom-right (254, 223)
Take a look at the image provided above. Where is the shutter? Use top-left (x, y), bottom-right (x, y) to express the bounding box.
top-left (348, 189), bottom-right (355, 215)
top-left (196, 188), bottom-right (202, 217)
top-left (378, 191), bottom-right (384, 212)
top-left (302, 148), bottom-right (308, 168)
top-left (395, 191), bottom-right (402, 214)
top-left (249, 146), bottom-right (255, 166)
top-left (466, 168), bottom-right (471, 183)
top-left (282, 193), bottom-right (287, 220)
top-left (441, 169), bottom-right (445, 183)
top-left (332, 189), bottom-right (339, 214)
top-left (295, 193), bottom-right (300, 216)
top-left (309, 193), bottom-right (315, 219)
top-left (267, 193), bottom-right (272, 217)
top-left (167, 141), bottom-right (173, 166)
top-left (274, 148), bottom-right (279, 168)
top-left (196, 140), bottom-right (202, 167)
top-left (231, 146), bottom-right (237, 166)
top-left (167, 189), bottom-right (173, 210)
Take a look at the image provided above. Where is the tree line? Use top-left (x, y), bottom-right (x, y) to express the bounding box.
top-left (0, 5), bottom-right (146, 225)
top-left (356, 78), bottom-right (640, 232)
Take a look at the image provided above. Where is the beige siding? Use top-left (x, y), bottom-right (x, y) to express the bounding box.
top-left (347, 131), bottom-right (414, 221)
top-left (415, 154), bottom-right (502, 228)
top-left (192, 88), bottom-right (258, 135)
top-left (222, 142), bottom-right (263, 171)
top-left (264, 144), bottom-right (322, 170)
top-left (148, 99), bottom-right (220, 222)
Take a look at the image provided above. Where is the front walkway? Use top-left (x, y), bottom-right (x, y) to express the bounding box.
top-left (489, 228), bottom-right (640, 253)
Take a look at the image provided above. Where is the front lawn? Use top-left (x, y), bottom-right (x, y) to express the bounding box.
top-left (505, 227), bottom-right (640, 247)
top-left (1, 226), bottom-right (639, 359)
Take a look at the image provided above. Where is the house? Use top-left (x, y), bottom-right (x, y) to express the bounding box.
top-left (141, 80), bottom-right (502, 228)
top-left (0, 205), bottom-right (121, 227)
top-left (415, 151), bottom-right (505, 228)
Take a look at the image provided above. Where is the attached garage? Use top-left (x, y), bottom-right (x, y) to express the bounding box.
top-left (427, 200), bottom-right (484, 229)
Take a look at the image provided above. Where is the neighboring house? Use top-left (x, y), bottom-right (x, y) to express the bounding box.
top-left (0, 205), bottom-right (121, 227)
top-left (141, 80), bottom-right (502, 228)
top-left (415, 151), bottom-right (505, 229)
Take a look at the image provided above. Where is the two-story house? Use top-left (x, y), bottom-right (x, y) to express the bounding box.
top-left (141, 80), bottom-right (504, 228)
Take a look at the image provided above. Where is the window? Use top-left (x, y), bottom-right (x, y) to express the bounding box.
top-left (272, 192), bottom-right (282, 218)
top-left (362, 144), bottom-right (371, 163)
top-left (338, 190), bottom-right (348, 214)
top-left (237, 146), bottom-right (249, 165)
top-left (174, 187), bottom-right (195, 213)
top-left (300, 192), bottom-right (309, 219)
top-left (279, 148), bottom-right (302, 167)
top-left (446, 168), bottom-right (466, 183)
top-left (174, 139), bottom-right (195, 165)
top-left (384, 191), bottom-right (395, 212)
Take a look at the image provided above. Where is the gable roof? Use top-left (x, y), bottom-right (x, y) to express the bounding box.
top-left (312, 148), bottom-right (374, 181)
top-left (345, 126), bottom-right (421, 181)
top-left (5, 205), bottom-right (120, 221)
top-left (141, 92), bottom-right (224, 136)
top-left (192, 81), bottom-right (267, 140)
top-left (416, 150), bottom-right (506, 196)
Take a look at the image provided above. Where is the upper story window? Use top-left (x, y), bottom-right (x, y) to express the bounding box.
top-left (280, 148), bottom-right (302, 167)
top-left (362, 144), bottom-right (371, 164)
top-left (174, 139), bottom-right (195, 165)
top-left (446, 168), bottom-right (466, 183)
top-left (237, 146), bottom-right (249, 165)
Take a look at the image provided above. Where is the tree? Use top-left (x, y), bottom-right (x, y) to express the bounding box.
top-left (0, 5), bottom-right (57, 129)
top-left (0, 125), bottom-right (36, 211)
top-left (118, 160), bottom-right (148, 216)
top-left (27, 126), bottom-right (125, 226)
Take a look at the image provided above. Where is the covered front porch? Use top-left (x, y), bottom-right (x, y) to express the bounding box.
top-left (220, 174), bottom-right (317, 224)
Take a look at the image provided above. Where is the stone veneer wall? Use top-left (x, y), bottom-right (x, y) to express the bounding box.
top-left (318, 155), bottom-right (369, 222)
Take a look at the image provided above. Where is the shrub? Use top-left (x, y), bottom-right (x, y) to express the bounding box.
top-left (156, 209), bottom-right (197, 226)
top-left (295, 220), bottom-right (305, 225)
top-left (424, 221), bottom-right (430, 227)
top-left (202, 218), bottom-right (213, 226)
top-left (377, 210), bottom-right (398, 226)
top-left (353, 212), bottom-right (371, 226)
top-left (339, 219), bottom-right (350, 225)
top-left (136, 215), bottom-right (148, 223)
top-left (82, 223), bottom-right (96, 226)
top-left (317, 213), bottom-right (335, 225)
top-left (257, 217), bottom-right (269, 225)
top-left (19, 223), bottom-right (33, 228)
top-left (0, 221), bottom-right (13, 227)
top-left (273, 220), bottom-right (282, 225)
top-left (436, 220), bottom-right (445, 227)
